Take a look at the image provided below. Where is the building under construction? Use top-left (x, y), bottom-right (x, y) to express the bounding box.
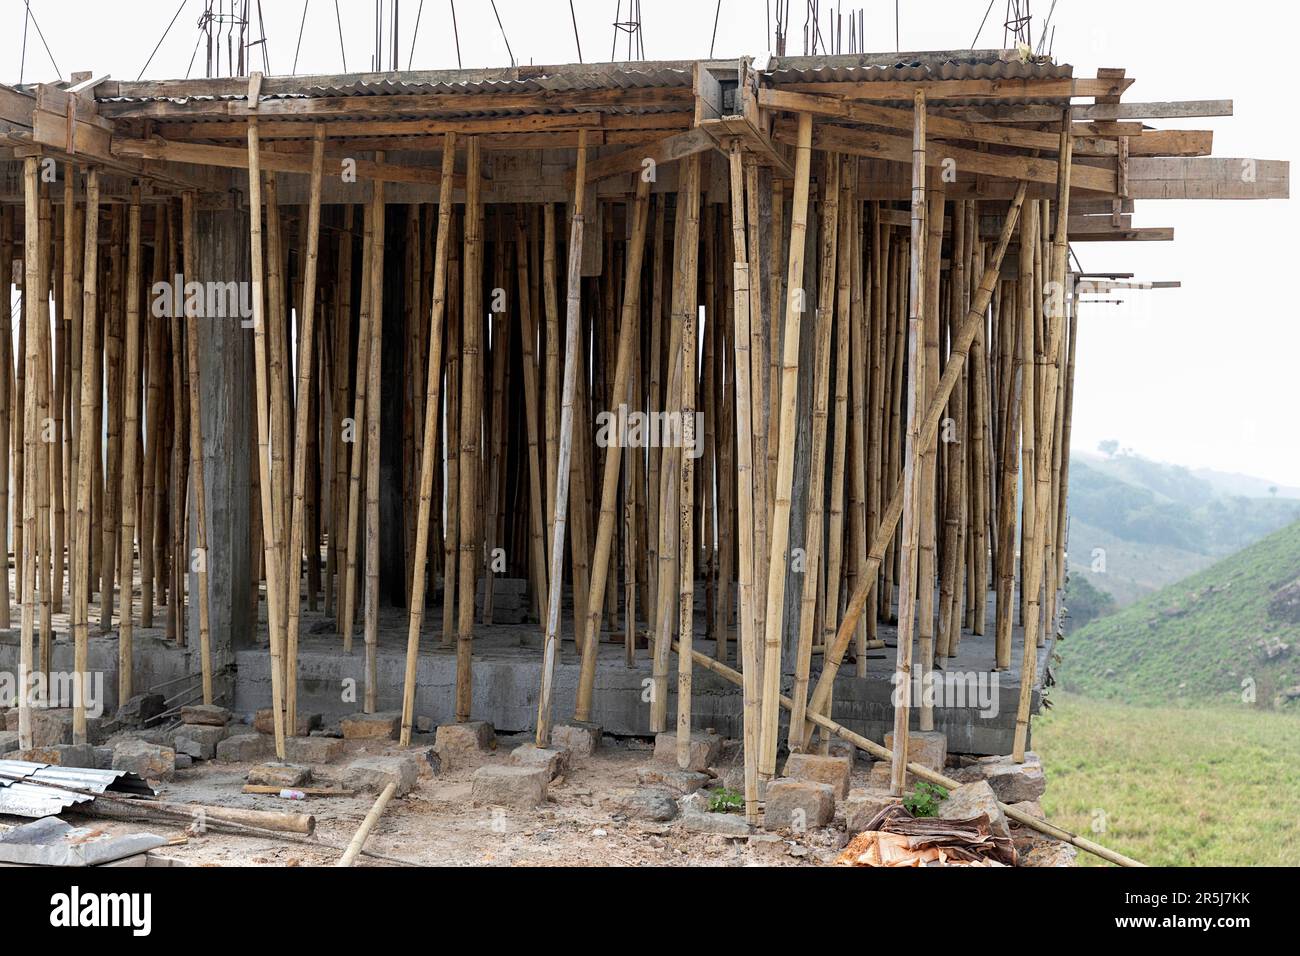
top-left (0, 42), bottom-right (1288, 859)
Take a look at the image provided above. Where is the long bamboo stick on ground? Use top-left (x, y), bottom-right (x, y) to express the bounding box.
top-left (336, 780), bottom-right (398, 867)
top-left (399, 133), bottom-right (457, 746)
top-left (758, 111), bottom-right (814, 780)
top-left (575, 175), bottom-right (652, 723)
top-left (284, 127), bottom-right (327, 729)
top-left (247, 108), bottom-right (288, 760)
top-left (536, 130), bottom-right (589, 746)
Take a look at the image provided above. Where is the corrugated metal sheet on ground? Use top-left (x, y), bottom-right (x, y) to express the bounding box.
top-left (0, 760), bottom-right (156, 819)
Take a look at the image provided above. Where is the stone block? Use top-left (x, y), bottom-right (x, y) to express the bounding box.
top-left (434, 720), bottom-right (497, 765)
top-left (1022, 841), bottom-right (1077, 867)
top-left (0, 731), bottom-right (19, 755)
top-left (256, 708), bottom-right (323, 737)
top-left (180, 704), bottom-right (232, 726)
top-left (215, 733), bottom-right (272, 762)
top-left (344, 754), bottom-right (421, 797)
top-left (247, 763), bottom-right (312, 788)
top-left (781, 752), bottom-right (852, 799)
top-left (283, 735), bottom-right (345, 764)
top-left (415, 715), bottom-right (434, 734)
top-left (112, 739), bottom-right (176, 782)
top-left (12, 743), bottom-right (97, 768)
top-left (174, 754), bottom-right (193, 770)
top-left (935, 780), bottom-right (1011, 841)
top-left (551, 722), bottom-right (601, 757)
top-left (975, 752), bottom-right (1047, 803)
top-left (600, 786), bottom-right (678, 822)
top-left (867, 760), bottom-right (918, 791)
top-left (763, 778), bottom-right (836, 831)
top-left (883, 730), bottom-right (947, 771)
top-left (6, 709), bottom-right (74, 747)
top-left (173, 723), bottom-right (229, 761)
top-left (470, 765), bottom-right (548, 808)
top-left (843, 787), bottom-right (905, 834)
top-left (828, 739), bottom-right (857, 771)
top-left (676, 797), bottom-right (754, 837)
top-left (634, 765), bottom-right (711, 794)
top-left (653, 730), bottom-right (722, 772)
top-left (93, 747), bottom-right (113, 770)
top-left (114, 694), bottom-right (166, 727)
top-left (509, 744), bottom-right (569, 780)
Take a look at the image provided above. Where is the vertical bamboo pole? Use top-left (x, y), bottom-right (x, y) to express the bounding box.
top-left (117, 187), bottom-right (143, 707)
top-left (247, 110), bottom-right (288, 760)
top-left (759, 112), bottom-right (814, 780)
top-left (455, 138), bottom-right (482, 723)
top-left (441, 219), bottom-right (461, 649)
top-left (17, 157), bottom-right (39, 750)
top-left (399, 133), bottom-right (457, 745)
top-left (36, 191), bottom-right (53, 677)
top-left (364, 159), bottom-right (387, 714)
top-left (72, 170), bottom-right (99, 736)
top-left (0, 208), bottom-right (12, 634)
top-left (283, 128), bottom-right (326, 729)
top-left (574, 175), bottom-right (652, 722)
top-left (536, 131), bottom-right (588, 746)
top-left (917, 175), bottom-right (944, 731)
top-left (342, 201), bottom-right (374, 651)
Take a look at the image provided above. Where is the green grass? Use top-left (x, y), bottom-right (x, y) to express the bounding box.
top-left (1034, 693), bottom-right (1300, 866)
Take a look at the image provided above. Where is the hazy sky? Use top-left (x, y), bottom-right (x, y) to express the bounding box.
top-left (5, 0), bottom-right (1296, 483)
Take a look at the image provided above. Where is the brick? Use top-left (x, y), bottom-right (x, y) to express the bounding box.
top-left (843, 787), bottom-right (905, 834)
top-left (509, 744), bottom-right (569, 780)
top-left (283, 735), bottom-right (345, 764)
top-left (173, 723), bottom-right (229, 761)
top-left (936, 780), bottom-right (1011, 841)
top-left (215, 733), bottom-right (272, 762)
top-left (781, 752), bottom-right (852, 799)
top-left (344, 754), bottom-right (421, 797)
top-left (763, 778), bottom-right (835, 831)
top-left (256, 708), bottom-right (323, 737)
top-left (634, 765), bottom-right (711, 794)
top-left (652, 730), bottom-right (722, 772)
top-left (600, 786), bottom-right (678, 822)
top-left (551, 722), bottom-right (601, 757)
top-left (179, 704), bottom-right (231, 726)
top-left (112, 739), bottom-right (176, 782)
top-left (434, 720), bottom-right (496, 766)
top-left (471, 765), bottom-right (548, 808)
top-left (883, 730), bottom-right (947, 772)
top-left (248, 763), bottom-right (312, 787)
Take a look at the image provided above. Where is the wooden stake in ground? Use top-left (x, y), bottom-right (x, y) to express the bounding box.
top-left (284, 127), bottom-right (327, 730)
top-left (454, 138), bottom-right (483, 724)
top-left (758, 111), bottom-right (814, 780)
top-left (247, 103), bottom-right (288, 761)
top-left (399, 132), bottom-right (458, 746)
top-left (574, 175), bottom-right (652, 723)
top-left (536, 130), bottom-right (589, 747)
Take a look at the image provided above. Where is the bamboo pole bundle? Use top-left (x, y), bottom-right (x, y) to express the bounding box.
top-left (574, 176), bottom-right (651, 722)
top-left (863, 208), bottom-right (887, 671)
top-left (797, 182), bottom-right (1029, 752)
top-left (714, 216), bottom-right (735, 665)
top-left (166, 206), bottom-right (187, 649)
top-left (645, 197), bottom-right (665, 630)
top-left (674, 153), bottom-right (702, 770)
top-left (398, 134), bottom-right (457, 746)
top-left (284, 128), bottom-right (327, 730)
top-left (117, 189), bottom-right (143, 707)
top-left (744, 162), bottom-right (770, 680)
top-left (331, 207), bottom-right (354, 617)
top-left (247, 112), bottom-right (288, 760)
top-left (536, 131), bottom-right (589, 746)
top-left (454, 139), bottom-right (484, 723)
top-left (54, 180), bottom-right (73, 618)
top-left (789, 155), bottom-right (840, 751)
top-left (139, 216), bottom-right (163, 632)
top-left (844, 179), bottom-right (870, 671)
top-left (1013, 112), bottom-right (1074, 762)
top-left (758, 112), bottom-right (814, 780)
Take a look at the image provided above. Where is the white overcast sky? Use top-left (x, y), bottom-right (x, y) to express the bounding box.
top-left (5, 0), bottom-right (1297, 484)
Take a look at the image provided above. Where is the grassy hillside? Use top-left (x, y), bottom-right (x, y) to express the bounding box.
top-left (1066, 454), bottom-right (1300, 608)
top-left (1035, 693), bottom-right (1300, 866)
top-left (1059, 517), bottom-right (1300, 707)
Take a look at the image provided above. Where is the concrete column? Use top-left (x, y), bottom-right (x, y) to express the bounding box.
top-left (188, 206), bottom-right (254, 704)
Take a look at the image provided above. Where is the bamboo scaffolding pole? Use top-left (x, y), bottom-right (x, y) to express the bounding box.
top-left (336, 780), bottom-right (398, 867)
top-left (1013, 112), bottom-right (1074, 762)
top-left (331, 207), bottom-right (354, 617)
top-left (798, 180), bottom-right (1029, 752)
top-left (247, 111), bottom-right (288, 760)
top-left (117, 187), bottom-right (143, 710)
top-left (758, 111), bottom-right (814, 780)
top-left (364, 159), bottom-right (388, 714)
top-left (398, 133), bottom-right (457, 746)
top-left (56, 176), bottom-right (75, 619)
top-left (744, 161), bottom-right (770, 682)
top-left (517, 210), bottom-right (549, 628)
top-left (442, 220), bottom-right (461, 649)
top-left (17, 156), bottom-right (39, 750)
top-left (342, 201), bottom-right (374, 651)
top-left (166, 206), bottom-right (187, 649)
top-left (674, 153), bottom-right (702, 769)
top-left (0, 208), bottom-right (12, 635)
top-left (536, 130), bottom-right (589, 746)
top-left (454, 138), bottom-right (483, 724)
top-left (789, 155), bottom-right (840, 751)
top-left (574, 175), bottom-right (652, 722)
top-left (36, 191), bottom-right (53, 677)
top-left (917, 174), bottom-right (944, 731)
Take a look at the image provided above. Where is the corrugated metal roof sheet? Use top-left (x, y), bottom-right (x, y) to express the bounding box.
top-left (0, 760), bottom-right (157, 819)
top-left (766, 56), bottom-right (1071, 84)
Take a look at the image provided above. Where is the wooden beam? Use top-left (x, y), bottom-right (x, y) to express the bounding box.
top-left (776, 76), bottom-right (1133, 102)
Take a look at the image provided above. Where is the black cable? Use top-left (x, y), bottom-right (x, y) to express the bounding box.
top-left (293, 0), bottom-right (310, 75)
top-left (709, 0), bottom-right (722, 57)
top-left (489, 0), bottom-right (515, 67)
top-left (449, 0), bottom-right (461, 68)
top-left (19, 1), bottom-right (30, 85)
top-left (407, 0), bottom-right (425, 69)
top-left (139, 0), bottom-right (190, 80)
top-left (569, 0), bottom-right (583, 63)
top-left (26, 1), bottom-right (62, 78)
top-left (334, 0), bottom-right (348, 71)
top-left (971, 0), bottom-right (996, 49)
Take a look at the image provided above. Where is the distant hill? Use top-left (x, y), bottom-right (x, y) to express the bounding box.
top-left (1058, 517), bottom-right (1300, 708)
top-left (1066, 452), bottom-right (1300, 607)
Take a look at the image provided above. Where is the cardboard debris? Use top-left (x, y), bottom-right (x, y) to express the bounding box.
top-left (835, 805), bottom-right (1018, 867)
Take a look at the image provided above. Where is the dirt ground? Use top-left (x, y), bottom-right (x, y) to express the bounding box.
top-left (34, 731), bottom-right (859, 867)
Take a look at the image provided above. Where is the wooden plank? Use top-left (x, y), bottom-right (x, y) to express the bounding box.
top-left (1127, 157), bottom-right (1289, 200)
top-left (938, 99), bottom-right (1232, 123)
top-left (777, 76), bottom-right (1133, 102)
top-left (581, 127), bottom-right (715, 183)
